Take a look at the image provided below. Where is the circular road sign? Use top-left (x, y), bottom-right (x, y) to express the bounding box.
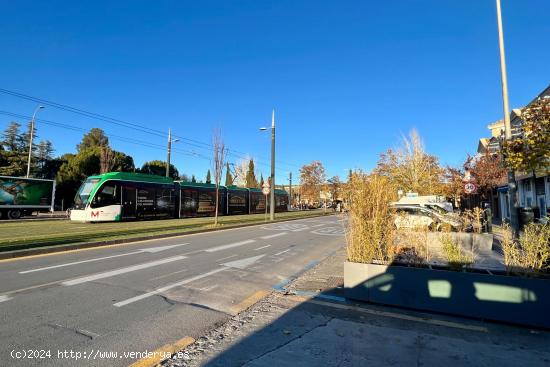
top-left (464, 182), bottom-right (477, 194)
top-left (262, 180), bottom-right (270, 195)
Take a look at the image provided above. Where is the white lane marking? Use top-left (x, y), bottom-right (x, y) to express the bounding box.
top-left (19, 243), bottom-right (190, 274)
top-left (274, 249), bottom-right (291, 256)
top-left (311, 223), bottom-right (326, 228)
top-left (113, 267), bottom-right (226, 307)
top-left (222, 254), bottom-right (265, 269)
top-left (259, 232), bottom-right (288, 240)
top-left (0, 295), bottom-right (12, 303)
top-left (254, 245), bottom-right (271, 251)
top-left (205, 239), bottom-right (256, 253)
top-left (62, 256), bottom-right (187, 286)
top-left (113, 255), bottom-right (265, 307)
top-left (19, 251), bottom-right (143, 274)
top-left (141, 243), bottom-right (190, 253)
top-left (216, 254), bottom-right (238, 262)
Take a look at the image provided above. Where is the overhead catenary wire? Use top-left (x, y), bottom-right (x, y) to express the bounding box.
top-left (0, 88), bottom-right (299, 170)
top-left (0, 110), bottom-right (211, 161)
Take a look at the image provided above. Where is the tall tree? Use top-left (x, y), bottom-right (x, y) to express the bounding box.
top-left (77, 128), bottom-right (109, 152)
top-left (205, 169), bottom-right (212, 184)
top-left (140, 160), bottom-right (178, 179)
top-left (441, 166), bottom-right (465, 204)
top-left (259, 173), bottom-right (264, 188)
top-left (299, 161), bottom-right (326, 203)
top-left (374, 129), bottom-right (445, 195)
top-left (233, 156), bottom-right (253, 187)
top-left (212, 129), bottom-right (227, 226)
top-left (35, 140), bottom-right (54, 177)
top-left (100, 146), bottom-right (114, 174)
top-left (245, 159), bottom-right (258, 188)
top-left (21, 120), bottom-right (38, 153)
top-left (225, 162), bottom-right (234, 186)
top-left (327, 175), bottom-right (342, 201)
top-left (465, 153), bottom-right (507, 198)
top-left (0, 145), bottom-right (7, 168)
top-left (191, 174), bottom-right (197, 183)
top-left (0, 122), bottom-right (26, 176)
top-left (112, 151), bottom-right (135, 172)
top-left (502, 97), bottom-right (550, 173)
top-left (2, 122), bottom-right (23, 151)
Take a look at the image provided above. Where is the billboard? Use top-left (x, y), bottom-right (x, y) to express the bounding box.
top-left (0, 177), bottom-right (54, 207)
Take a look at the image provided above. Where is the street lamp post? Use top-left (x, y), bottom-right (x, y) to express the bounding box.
top-left (260, 110), bottom-right (276, 221)
top-left (26, 105), bottom-right (45, 178)
top-left (495, 0), bottom-right (520, 236)
top-left (166, 128), bottom-right (180, 177)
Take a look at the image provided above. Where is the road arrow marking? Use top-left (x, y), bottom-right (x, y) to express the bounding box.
top-left (113, 267), bottom-right (226, 307)
top-left (62, 256), bottom-right (187, 286)
top-left (113, 255), bottom-right (265, 307)
top-left (19, 244), bottom-right (190, 274)
top-left (0, 295), bottom-right (12, 303)
top-left (222, 254), bottom-right (265, 269)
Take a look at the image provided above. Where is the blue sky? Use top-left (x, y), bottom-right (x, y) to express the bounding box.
top-left (1, 1), bottom-right (549, 184)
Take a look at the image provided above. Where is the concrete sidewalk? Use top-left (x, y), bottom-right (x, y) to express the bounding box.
top-left (162, 248), bottom-right (550, 367)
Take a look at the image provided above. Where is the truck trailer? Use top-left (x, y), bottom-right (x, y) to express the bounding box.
top-left (0, 176), bottom-right (56, 219)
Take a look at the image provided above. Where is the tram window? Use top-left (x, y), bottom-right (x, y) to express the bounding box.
top-left (91, 184), bottom-right (119, 208)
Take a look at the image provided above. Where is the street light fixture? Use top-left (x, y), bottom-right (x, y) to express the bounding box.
top-left (259, 110), bottom-right (276, 221)
top-left (495, 0), bottom-right (520, 236)
top-left (166, 128), bottom-right (180, 177)
top-left (26, 105), bottom-right (45, 178)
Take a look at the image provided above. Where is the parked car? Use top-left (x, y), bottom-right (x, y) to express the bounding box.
top-left (391, 204), bottom-right (463, 231)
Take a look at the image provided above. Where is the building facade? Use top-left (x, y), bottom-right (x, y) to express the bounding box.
top-left (480, 85), bottom-right (550, 223)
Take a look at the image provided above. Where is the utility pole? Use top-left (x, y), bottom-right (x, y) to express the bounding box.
top-left (166, 128), bottom-right (172, 177)
top-left (289, 172), bottom-right (292, 210)
top-left (270, 110), bottom-right (276, 221)
top-left (26, 105), bottom-right (45, 178)
top-left (496, 0), bottom-right (519, 236)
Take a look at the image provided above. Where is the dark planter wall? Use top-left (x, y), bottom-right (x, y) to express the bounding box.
top-left (344, 262), bottom-right (550, 329)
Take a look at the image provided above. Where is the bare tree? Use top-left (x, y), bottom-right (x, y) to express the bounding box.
top-left (212, 128), bottom-right (227, 226)
top-left (232, 155), bottom-right (253, 187)
top-left (299, 161), bottom-right (326, 204)
top-left (374, 129), bottom-right (445, 195)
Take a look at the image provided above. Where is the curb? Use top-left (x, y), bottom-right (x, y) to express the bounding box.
top-left (128, 336), bottom-right (195, 367)
top-left (0, 213), bottom-right (334, 260)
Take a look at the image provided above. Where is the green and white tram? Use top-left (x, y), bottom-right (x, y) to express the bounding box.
top-left (70, 172), bottom-right (289, 222)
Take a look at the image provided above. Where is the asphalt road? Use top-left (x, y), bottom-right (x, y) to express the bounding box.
top-left (0, 215), bottom-right (346, 366)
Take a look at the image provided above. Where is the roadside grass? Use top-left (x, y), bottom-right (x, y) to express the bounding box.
top-left (0, 210), bottom-right (331, 252)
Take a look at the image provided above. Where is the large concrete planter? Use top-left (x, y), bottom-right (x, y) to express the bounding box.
top-left (344, 261), bottom-right (550, 328)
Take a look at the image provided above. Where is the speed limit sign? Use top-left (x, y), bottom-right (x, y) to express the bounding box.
top-left (262, 181), bottom-right (271, 195)
top-left (464, 182), bottom-right (477, 194)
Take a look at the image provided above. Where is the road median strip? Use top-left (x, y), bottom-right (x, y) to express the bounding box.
top-left (0, 211), bottom-right (334, 260)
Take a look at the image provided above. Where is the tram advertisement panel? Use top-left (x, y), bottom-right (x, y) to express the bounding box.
top-left (180, 187), bottom-right (223, 217)
top-left (227, 190), bottom-right (248, 215)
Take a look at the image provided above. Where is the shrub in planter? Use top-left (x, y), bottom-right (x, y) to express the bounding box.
top-left (345, 172), bottom-right (396, 264)
top-left (343, 175), bottom-right (550, 328)
top-left (501, 222), bottom-right (550, 276)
